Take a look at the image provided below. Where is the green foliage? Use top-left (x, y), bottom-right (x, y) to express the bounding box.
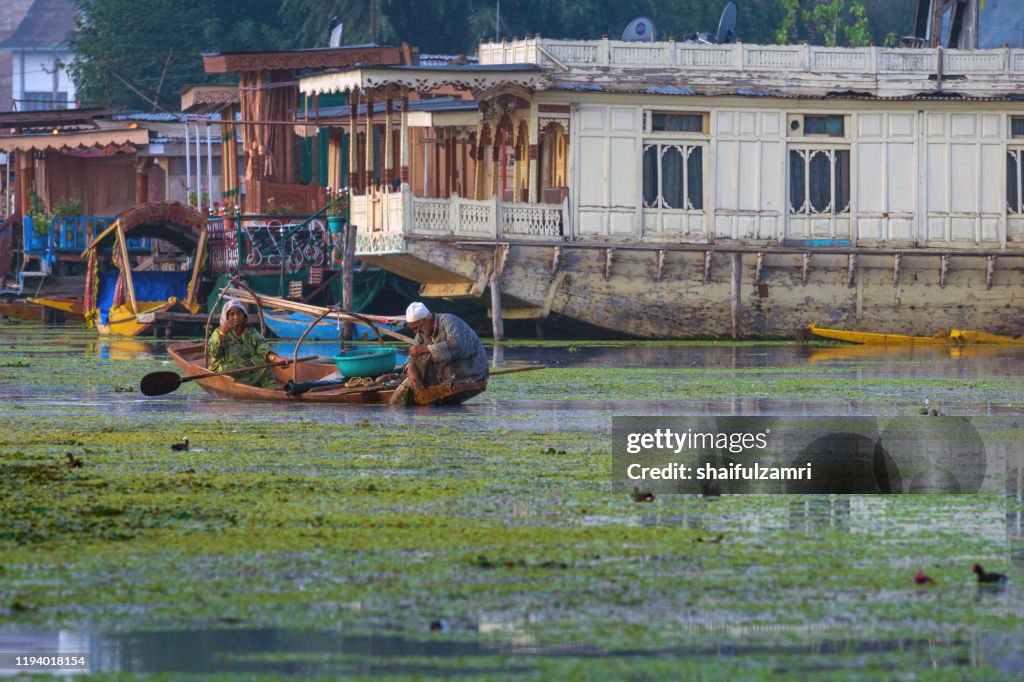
top-left (66, 0), bottom-right (915, 111)
top-left (775, 0), bottom-right (873, 47)
top-left (68, 0), bottom-right (294, 111)
top-left (776, 0), bottom-right (803, 44)
top-left (26, 189), bottom-right (51, 235)
top-left (51, 195), bottom-right (83, 218)
top-left (264, 197), bottom-right (297, 216)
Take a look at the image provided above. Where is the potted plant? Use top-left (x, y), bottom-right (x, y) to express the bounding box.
top-left (264, 197), bottom-right (296, 216)
top-left (50, 195), bottom-right (83, 249)
top-left (26, 189), bottom-right (52, 250)
top-left (325, 186), bottom-right (348, 233)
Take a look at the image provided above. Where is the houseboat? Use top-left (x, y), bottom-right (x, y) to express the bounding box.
top-left (291, 38), bottom-right (1024, 338)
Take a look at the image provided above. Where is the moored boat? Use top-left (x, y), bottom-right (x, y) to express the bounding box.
top-left (26, 297), bottom-right (85, 318)
top-left (82, 202), bottom-right (209, 336)
top-left (262, 310), bottom-right (387, 341)
top-left (166, 341), bottom-right (487, 405)
top-left (808, 324), bottom-right (1024, 345)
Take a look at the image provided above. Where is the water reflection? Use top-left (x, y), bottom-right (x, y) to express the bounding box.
top-left (2, 626), bottom-right (1019, 677)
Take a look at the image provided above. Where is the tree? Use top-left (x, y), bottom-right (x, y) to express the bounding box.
top-left (68, 0), bottom-right (292, 111)
top-left (281, 0), bottom-right (399, 48)
top-left (774, 0), bottom-right (872, 47)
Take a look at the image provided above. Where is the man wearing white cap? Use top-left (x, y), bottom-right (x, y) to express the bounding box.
top-left (402, 301), bottom-right (489, 400)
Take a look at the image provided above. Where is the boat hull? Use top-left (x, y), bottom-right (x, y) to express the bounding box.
top-left (96, 301), bottom-right (182, 336)
top-left (262, 311), bottom-right (384, 341)
top-left (361, 239), bottom-right (1024, 339)
top-left (166, 342), bottom-right (485, 405)
top-left (27, 297), bottom-right (86, 317)
top-left (809, 324), bottom-right (1024, 345)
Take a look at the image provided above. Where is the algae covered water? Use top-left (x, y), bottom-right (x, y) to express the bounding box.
top-left (0, 322), bottom-right (1022, 679)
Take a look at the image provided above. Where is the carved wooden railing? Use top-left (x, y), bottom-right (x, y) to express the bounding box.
top-left (351, 188), bottom-right (568, 254)
top-left (479, 38), bottom-right (1024, 78)
top-left (500, 199), bottom-right (567, 239)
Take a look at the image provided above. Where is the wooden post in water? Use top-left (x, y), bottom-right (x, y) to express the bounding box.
top-left (730, 253), bottom-right (742, 340)
top-left (490, 263), bottom-right (504, 342)
top-left (341, 222), bottom-right (357, 339)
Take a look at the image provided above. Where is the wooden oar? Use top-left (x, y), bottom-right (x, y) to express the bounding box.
top-left (489, 364), bottom-right (546, 376)
top-left (140, 356), bottom-right (319, 396)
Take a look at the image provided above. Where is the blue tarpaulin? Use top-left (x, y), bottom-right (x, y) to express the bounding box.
top-left (95, 271), bottom-right (191, 324)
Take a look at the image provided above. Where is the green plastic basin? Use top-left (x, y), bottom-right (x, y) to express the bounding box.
top-left (332, 347), bottom-right (398, 378)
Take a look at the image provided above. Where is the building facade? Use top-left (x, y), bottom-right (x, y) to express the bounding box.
top-left (298, 39), bottom-right (1024, 338)
top-left (0, 0), bottom-right (78, 112)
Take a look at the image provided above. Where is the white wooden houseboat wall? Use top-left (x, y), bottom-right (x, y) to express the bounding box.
top-left (565, 97), bottom-right (1020, 249)
top-left (300, 40), bottom-right (1024, 338)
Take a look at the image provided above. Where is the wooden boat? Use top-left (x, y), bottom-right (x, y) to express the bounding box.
top-left (81, 202), bottom-right (208, 336)
top-left (0, 301), bottom-right (43, 320)
top-left (26, 296), bottom-right (85, 318)
top-left (262, 310), bottom-right (387, 341)
top-left (948, 329), bottom-right (1024, 345)
top-left (167, 342), bottom-right (486, 405)
top-left (808, 324), bottom-right (1024, 346)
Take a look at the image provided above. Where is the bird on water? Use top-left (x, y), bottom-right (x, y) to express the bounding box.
top-left (971, 564), bottom-right (1007, 585)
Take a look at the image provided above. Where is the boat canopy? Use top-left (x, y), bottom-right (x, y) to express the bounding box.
top-left (82, 202), bottom-right (207, 256)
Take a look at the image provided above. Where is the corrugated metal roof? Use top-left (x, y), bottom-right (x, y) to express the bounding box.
top-left (294, 96), bottom-right (478, 119)
top-left (389, 63), bottom-right (540, 72)
top-left (646, 85), bottom-right (695, 95)
top-left (0, 0), bottom-right (76, 49)
top-left (111, 112), bottom-right (221, 122)
top-left (418, 54), bottom-right (479, 67)
top-left (201, 43), bottom-right (391, 57)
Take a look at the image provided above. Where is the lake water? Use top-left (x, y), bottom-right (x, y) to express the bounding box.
top-left (0, 321), bottom-right (1022, 678)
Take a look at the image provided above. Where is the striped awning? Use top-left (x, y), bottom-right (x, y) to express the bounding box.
top-left (0, 127), bottom-right (149, 153)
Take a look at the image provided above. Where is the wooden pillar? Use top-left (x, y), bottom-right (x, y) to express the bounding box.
top-left (528, 103), bottom-right (539, 203)
top-left (460, 133), bottom-right (469, 196)
top-left (15, 151), bottom-right (31, 222)
top-left (135, 158), bottom-right (154, 205)
top-left (491, 259), bottom-right (504, 342)
top-left (731, 253), bottom-right (742, 340)
top-left (364, 89), bottom-right (375, 191)
top-left (384, 88), bottom-right (394, 186)
top-left (473, 120), bottom-right (486, 200)
top-left (220, 107), bottom-right (239, 207)
top-left (348, 88), bottom-right (360, 190)
top-left (399, 89), bottom-right (410, 189)
top-left (491, 131), bottom-right (501, 199)
top-left (327, 127), bottom-right (343, 192)
top-left (432, 129), bottom-right (442, 198)
top-left (512, 125), bottom-right (523, 203)
top-left (446, 132), bottom-right (456, 197)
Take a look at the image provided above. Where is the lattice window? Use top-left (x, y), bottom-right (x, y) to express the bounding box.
top-left (789, 148), bottom-right (851, 215)
top-left (642, 143), bottom-right (704, 210)
top-left (1008, 149), bottom-right (1024, 214)
top-left (1012, 117), bottom-right (1024, 138)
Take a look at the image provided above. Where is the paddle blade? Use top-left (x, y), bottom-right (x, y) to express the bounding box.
top-left (140, 371), bottom-right (183, 396)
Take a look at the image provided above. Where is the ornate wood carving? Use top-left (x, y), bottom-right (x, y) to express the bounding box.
top-left (204, 47), bottom-right (402, 74)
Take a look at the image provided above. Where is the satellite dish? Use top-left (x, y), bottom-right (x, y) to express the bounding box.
top-left (329, 22), bottom-right (344, 47)
top-left (716, 2), bottom-right (738, 44)
top-left (622, 17), bottom-right (657, 42)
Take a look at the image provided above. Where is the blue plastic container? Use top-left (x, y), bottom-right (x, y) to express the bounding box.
top-left (332, 347), bottom-right (398, 378)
